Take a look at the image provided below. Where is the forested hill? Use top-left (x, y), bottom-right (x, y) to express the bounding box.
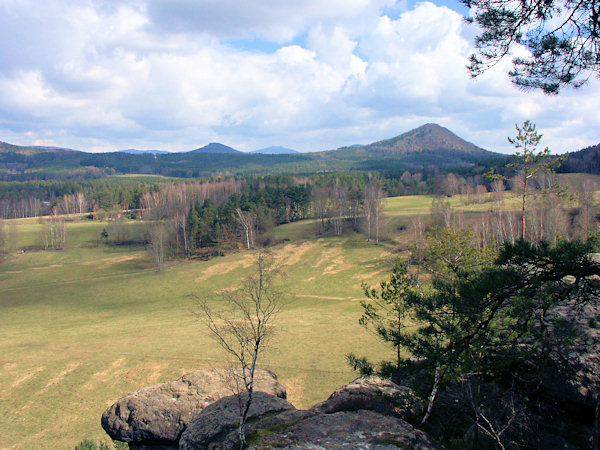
top-left (190, 143), bottom-right (241, 154)
top-left (316, 123), bottom-right (501, 170)
top-left (329, 124), bottom-right (493, 158)
top-left (0, 123), bottom-right (540, 180)
top-left (558, 142), bottom-right (600, 174)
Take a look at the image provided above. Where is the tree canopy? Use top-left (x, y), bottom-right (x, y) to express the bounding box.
top-left (464, 0), bottom-right (600, 93)
top-left (351, 233), bottom-right (600, 446)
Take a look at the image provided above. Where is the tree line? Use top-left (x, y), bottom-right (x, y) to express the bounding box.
top-left (140, 174), bottom-right (387, 268)
top-left (0, 168), bottom-right (497, 219)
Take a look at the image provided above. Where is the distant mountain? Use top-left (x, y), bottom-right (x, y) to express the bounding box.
top-left (190, 143), bottom-right (241, 154)
top-left (321, 123), bottom-right (499, 168)
top-left (119, 149), bottom-right (170, 155)
top-left (0, 141), bottom-right (80, 154)
top-left (251, 146), bottom-right (299, 155)
top-left (30, 145), bottom-right (79, 152)
top-left (7, 123), bottom-right (588, 180)
top-left (336, 123), bottom-right (493, 157)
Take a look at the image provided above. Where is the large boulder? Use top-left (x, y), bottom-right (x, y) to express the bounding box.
top-left (179, 391), bottom-right (296, 449)
top-left (101, 369), bottom-right (286, 448)
top-left (311, 375), bottom-right (424, 421)
top-left (544, 302), bottom-right (600, 405)
top-left (248, 409), bottom-right (441, 449)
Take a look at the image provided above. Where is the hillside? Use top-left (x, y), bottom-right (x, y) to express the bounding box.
top-left (366, 123), bottom-right (491, 156)
top-left (119, 149), bottom-right (170, 155)
top-left (558, 142), bottom-right (600, 174)
top-left (321, 123), bottom-right (499, 168)
top-left (0, 140), bottom-right (79, 155)
top-left (0, 123), bottom-right (544, 179)
top-left (251, 146), bottom-right (299, 154)
top-left (190, 142), bottom-right (241, 154)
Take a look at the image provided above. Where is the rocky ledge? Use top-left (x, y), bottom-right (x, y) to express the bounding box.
top-left (102, 372), bottom-right (440, 449)
top-left (101, 368), bottom-right (286, 448)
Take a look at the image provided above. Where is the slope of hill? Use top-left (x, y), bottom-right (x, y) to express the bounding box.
top-left (251, 146), bottom-right (299, 154)
top-left (367, 123), bottom-right (491, 156)
top-left (0, 123), bottom-right (556, 179)
top-left (29, 145), bottom-right (78, 152)
top-left (320, 124), bottom-right (498, 168)
top-left (119, 149), bottom-right (170, 155)
top-left (190, 143), bottom-right (241, 154)
top-left (558, 142), bottom-right (600, 174)
top-left (0, 141), bottom-right (80, 154)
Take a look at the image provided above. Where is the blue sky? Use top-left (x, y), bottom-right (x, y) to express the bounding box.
top-left (0, 0), bottom-right (598, 154)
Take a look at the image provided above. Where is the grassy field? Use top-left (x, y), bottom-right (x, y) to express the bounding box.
top-left (0, 189), bottom-right (566, 448)
top-left (1, 216), bottom-right (403, 448)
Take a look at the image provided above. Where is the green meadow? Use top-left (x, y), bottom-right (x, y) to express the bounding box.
top-left (0, 191), bottom-right (551, 448)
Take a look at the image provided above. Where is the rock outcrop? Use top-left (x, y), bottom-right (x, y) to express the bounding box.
top-left (179, 391), bottom-right (296, 449)
top-left (179, 377), bottom-right (436, 449)
top-left (248, 409), bottom-right (441, 449)
top-left (311, 375), bottom-right (424, 421)
top-left (545, 302), bottom-right (600, 404)
top-left (101, 368), bottom-right (286, 448)
top-left (102, 372), bottom-right (442, 449)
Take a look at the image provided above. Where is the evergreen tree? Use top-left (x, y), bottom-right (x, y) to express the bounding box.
top-left (464, 0), bottom-right (600, 93)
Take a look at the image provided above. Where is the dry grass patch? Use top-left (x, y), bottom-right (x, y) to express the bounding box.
top-left (277, 241), bottom-right (315, 266)
top-left (353, 268), bottom-right (389, 282)
top-left (43, 362), bottom-right (80, 389)
top-left (11, 367), bottom-right (45, 388)
top-left (279, 376), bottom-right (306, 407)
top-left (194, 259), bottom-right (247, 281)
top-left (293, 294), bottom-right (350, 301)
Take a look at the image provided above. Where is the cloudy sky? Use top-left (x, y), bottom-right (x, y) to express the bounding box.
top-left (0, 0), bottom-right (598, 154)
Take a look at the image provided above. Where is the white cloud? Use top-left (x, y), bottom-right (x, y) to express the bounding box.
top-left (0, 0), bottom-right (598, 153)
top-left (145, 0), bottom-right (393, 42)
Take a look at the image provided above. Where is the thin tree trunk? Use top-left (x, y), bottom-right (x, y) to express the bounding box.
top-left (521, 176), bottom-right (527, 240)
top-left (421, 363), bottom-right (441, 424)
top-left (375, 205), bottom-right (379, 245)
top-left (397, 309), bottom-right (402, 369)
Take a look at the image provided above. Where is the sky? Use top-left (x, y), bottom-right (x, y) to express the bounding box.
top-left (0, 0), bottom-right (599, 154)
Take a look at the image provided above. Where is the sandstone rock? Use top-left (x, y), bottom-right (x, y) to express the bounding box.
top-left (218, 409), bottom-right (316, 450)
top-left (546, 302), bottom-right (600, 404)
top-left (101, 368), bottom-right (285, 447)
top-left (178, 391), bottom-right (296, 449)
top-left (311, 375), bottom-right (424, 421)
top-left (248, 409), bottom-right (441, 449)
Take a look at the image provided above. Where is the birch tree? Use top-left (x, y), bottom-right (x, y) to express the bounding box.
top-left (234, 208), bottom-right (256, 250)
top-left (197, 252), bottom-right (285, 448)
top-left (364, 179), bottom-right (385, 244)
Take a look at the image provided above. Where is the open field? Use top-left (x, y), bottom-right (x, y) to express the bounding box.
top-left (1, 217), bottom-right (401, 448)
top-left (0, 189), bottom-right (583, 448)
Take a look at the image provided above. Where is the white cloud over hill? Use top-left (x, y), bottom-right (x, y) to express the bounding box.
top-left (0, 0), bottom-right (598, 153)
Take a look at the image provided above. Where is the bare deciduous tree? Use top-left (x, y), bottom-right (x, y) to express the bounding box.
top-left (575, 180), bottom-right (598, 238)
top-left (466, 380), bottom-right (527, 450)
top-left (431, 196), bottom-right (454, 229)
top-left (197, 252), bottom-right (285, 448)
top-left (0, 220), bottom-right (6, 259)
top-left (312, 184), bottom-right (330, 234)
top-left (233, 208), bottom-right (256, 250)
top-left (148, 221), bottom-right (168, 271)
top-left (364, 179), bottom-right (385, 245)
top-left (331, 179), bottom-right (347, 236)
top-left (76, 192), bottom-right (87, 215)
top-left (41, 207), bottom-right (67, 250)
